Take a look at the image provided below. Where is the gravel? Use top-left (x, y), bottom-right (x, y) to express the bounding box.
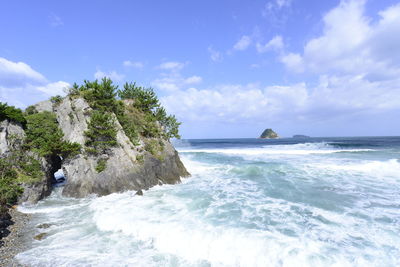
top-left (0, 208), bottom-right (32, 267)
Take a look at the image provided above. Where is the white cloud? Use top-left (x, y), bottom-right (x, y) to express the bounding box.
top-left (49, 13), bottom-right (63, 27)
top-left (282, 0), bottom-right (400, 78)
top-left (256, 35), bottom-right (284, 53)
top-left (161, 83), bottom-right (308, 123)
top-left (123, 60), bottom-right (144, 69)
top-left (280, 53), bottom-right (303, 72)
top-left (0, 57), bottom-right (47, 87)
top-left (185, 75), bottom-right (202, 84)
top-left (152, 65), bottom-right (202, 92)
top-left (94, 70), bottom-right (124, 81)
top-left (0, 57), bottom-right (69, 107)
top-left (262, 0), bottom-right (292, 27)
top-left (276, 0), bottom-right (291, 9)
top-left (161, 74), bottom-right (400, 125)
top-left (158, 61), bottom-right (185, 71)
top-left (233, 35), bottom-right (252, 51)
top-left (36, 81), bottom-right (70, 95)
top-left (208, 46), bottom-right (223, 62)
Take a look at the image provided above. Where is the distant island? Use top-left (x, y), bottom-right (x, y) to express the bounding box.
top-left (293, 135), bottom-right (310, 138)
top-left (259, 128), bottom-right (279, 139)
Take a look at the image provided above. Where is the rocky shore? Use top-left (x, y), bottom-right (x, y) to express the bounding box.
top-left (0, 208), bottom-right (31, 267)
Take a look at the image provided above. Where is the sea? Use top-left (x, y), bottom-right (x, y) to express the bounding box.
top-left (15, 137), bottom-right (400, 267)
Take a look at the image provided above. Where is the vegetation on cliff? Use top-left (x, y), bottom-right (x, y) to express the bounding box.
top-left (0, 76), bottom-right (183, 202)
top-left (25, 111), bottom-right (81, 158)
top-left (0, 103), bottom-right (26, 127)
top-left (0, 116), bottom-right (44, 210)
top-left (0, 103), bottom-right (81, 209)
top-left (65, 78), bottom-right (181, 170)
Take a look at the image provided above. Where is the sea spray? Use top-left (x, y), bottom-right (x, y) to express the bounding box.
top-left (16, 137), bottom-right (400, 266)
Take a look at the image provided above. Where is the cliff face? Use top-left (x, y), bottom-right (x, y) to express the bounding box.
top-left (0, 120), bottom-right (51, 204)
top-left (0, 120), bottom-right (25, 155)
top-left (33, 97), bottom-right (189, 198)
top-left (259, 128), bottom-right (279, 139)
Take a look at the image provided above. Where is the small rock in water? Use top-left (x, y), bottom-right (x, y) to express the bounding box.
top-left (36, 223), bottom-right (52, 229)
top-left (135, 189), bottom-right (143, 196)
top-left (34, 232), bottom-right (48, 241)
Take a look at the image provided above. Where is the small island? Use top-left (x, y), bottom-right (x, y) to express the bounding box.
top-left (259, 128), bottom-right (279, 139)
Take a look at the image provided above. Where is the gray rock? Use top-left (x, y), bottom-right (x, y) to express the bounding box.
top-left (18, 156), bottom-right (52, 204)
top-left (55, 97), bottom-right (190, 198)
top-left (0, 120), bottom-right (25, 155)
top-left (33, 100), bottom-right (53, 113)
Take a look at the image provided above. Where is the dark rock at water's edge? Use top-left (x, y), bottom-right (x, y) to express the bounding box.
top-left (0, 211), bottom-right (12, 241)
top-left (0, 208), bottom-right (32, 267)
top-left (259, 128), bottom-right (279, 139)
top-left (293, 135), bottom-right (310, 138)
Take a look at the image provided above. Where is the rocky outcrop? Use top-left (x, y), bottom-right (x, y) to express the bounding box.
top-left (259, 128), bottom-right (279, 139)
top-left (0, 120), bottom-right (25, 155)
top-left (0, 120), bottom-right (51, 204)
top-left (17, 156), bottom-right (52, 204)
top-left (41, 97), bottom-right (189, 198)
top-left (2, 97), bottom-right (188, 201)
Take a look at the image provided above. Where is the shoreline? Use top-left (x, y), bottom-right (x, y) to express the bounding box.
top-left (0, 208), bottom-right (32, 267)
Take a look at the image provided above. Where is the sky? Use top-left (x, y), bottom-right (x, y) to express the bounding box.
top-left (0, 0), bottom-right (400, 138)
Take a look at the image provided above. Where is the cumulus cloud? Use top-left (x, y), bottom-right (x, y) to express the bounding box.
top-left (0, 57), bottom-right (69, 107)
top-left (185, 75), bottom-right (202, 84)
top-left (256, 35), bottom-right (284, 53)
top-left (161, 75), bottom-right (400, 124)
top-left (36, 81), bottom-right (70, 95)
top-left (282, 0), bottom-right (400, 78)
top-left (233, 35), bottom-right (252, 51)
top-left (208, 46), bottom-right (223, 62)
top-left (94, 70), bottom-right (124, 81)
top-left (280, 52), bottom-right (303, 72)
top-left (158, 61), bottom-right (185, 71)
top-left (152, 63), bottom-right (202, 92)
top-left (123, 60), bottom-right (144, 69)
top-left (0, 57), bottom-right (47, 87)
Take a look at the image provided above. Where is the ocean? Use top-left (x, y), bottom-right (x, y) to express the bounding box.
top-left (16, 137), bottom-right (400, 266)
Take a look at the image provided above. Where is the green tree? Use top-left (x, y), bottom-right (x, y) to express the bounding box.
top-left (84, 111), bottom-right (117, 154)
top-left (0, 102), bottom-right (26, 127)
top-left (82, 78), bottom-right (118, 112)
top-left (118, 82), bottom-right (160, 112)
top-left (25, 111), bottom-right (81, 158)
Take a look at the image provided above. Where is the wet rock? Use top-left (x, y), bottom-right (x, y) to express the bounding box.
top-left (135, 189), bottom-right (143, 196)
top-left (36, 223), bottom-right (53, 229)
top-left (34, 232), bottom-right (48, 241)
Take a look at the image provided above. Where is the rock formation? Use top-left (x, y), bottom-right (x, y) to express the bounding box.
top-left (32, 97), bottom-right (190, 198)
top-left (259, 128), bottom-right (279, 139)
top-left (0, 120), bottom-right (51, 204)
top-left (1, 96), bottom-right (189, 202)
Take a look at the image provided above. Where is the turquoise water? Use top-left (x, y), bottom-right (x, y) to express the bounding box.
top-left (16, 137), bottom-right (400, 266)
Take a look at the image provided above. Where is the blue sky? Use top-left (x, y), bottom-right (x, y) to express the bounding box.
top-left (1, 0), bottom-right (400, 138)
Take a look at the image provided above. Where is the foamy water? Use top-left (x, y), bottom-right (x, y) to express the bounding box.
top-left (16, 137), bottom-right (400, 266)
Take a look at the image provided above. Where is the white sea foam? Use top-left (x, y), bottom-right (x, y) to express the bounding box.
top-left (178, 142), bottom-right (373, 156)
top-left (15, 141), bottom-right (400, 267)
